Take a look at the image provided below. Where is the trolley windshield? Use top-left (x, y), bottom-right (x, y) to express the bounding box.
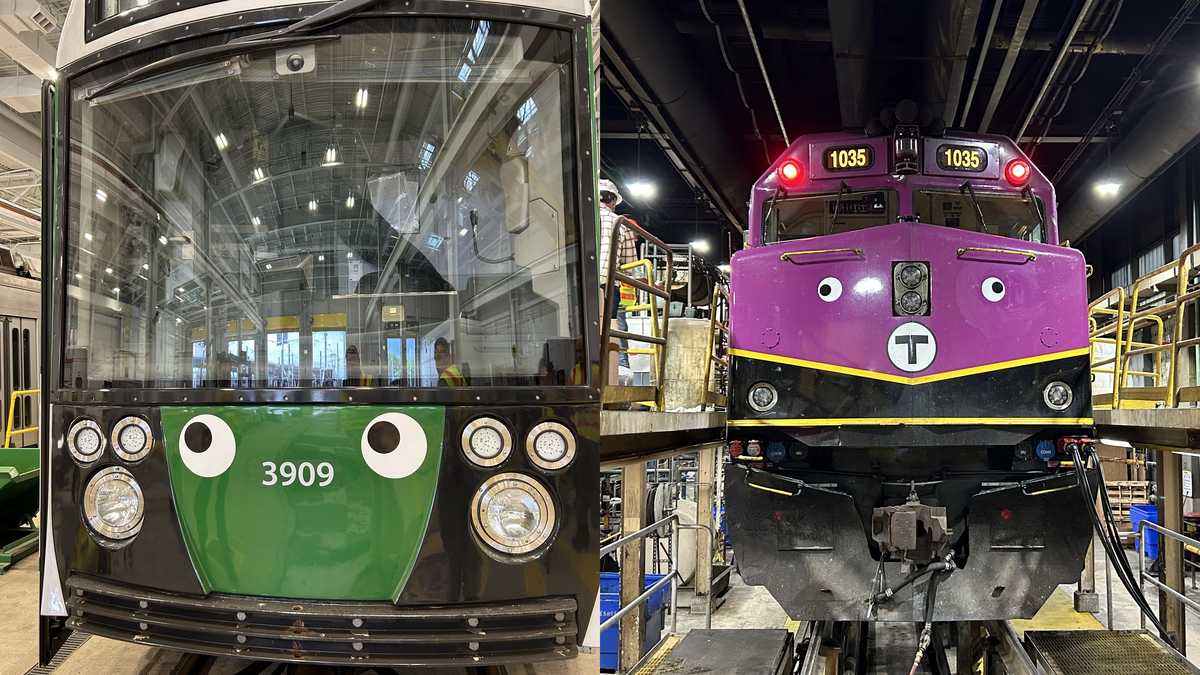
top-left (62, 17), bottom-right (586, 390)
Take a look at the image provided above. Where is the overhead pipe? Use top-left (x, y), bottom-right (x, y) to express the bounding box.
top-left (1014, 0), bottom-right (1097, 143)
top-left (978, 0), bottom-right (1041, 132)
top-left (734, 0), bottom-right (789, 145)
top-left (957, 0), bottom-right (1003, 126)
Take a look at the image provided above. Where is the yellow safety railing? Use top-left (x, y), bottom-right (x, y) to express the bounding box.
top-left (601, 216), bottom-right (673, 410)
top-left (702, 285), bottom-right (729, 409)
top-left (1093, 242), bottom-right (1200, 409)
top-left (618, 258), bottom-right (662, 407)
top-left (4, 388), bottom-right (38, 448)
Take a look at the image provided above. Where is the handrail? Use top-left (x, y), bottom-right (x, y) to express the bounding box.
top-left (701, 285), bottom-right (729, 410)
top-left (3, 388), bottom-right (38, 448)
top-left (1137, 519), bottom-right (1200, 649)
top-left (601, 216), bottom-right (673, 410)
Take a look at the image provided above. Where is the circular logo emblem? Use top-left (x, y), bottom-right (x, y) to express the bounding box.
top-left (887, 322), bottom-right (937, 372)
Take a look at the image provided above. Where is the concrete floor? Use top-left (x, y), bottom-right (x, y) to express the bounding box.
top-left (0, 555), bottom-right (598, 675)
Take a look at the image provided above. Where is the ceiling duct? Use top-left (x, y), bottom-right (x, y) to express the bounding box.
top-left (0, 0), bottom-right (57, 85)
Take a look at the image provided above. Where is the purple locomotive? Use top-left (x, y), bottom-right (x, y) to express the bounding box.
top-left (723, 126), bottom-right (1100, 622)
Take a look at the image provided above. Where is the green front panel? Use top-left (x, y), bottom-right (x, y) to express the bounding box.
top-left (161, 406), bottom-right (443, 600)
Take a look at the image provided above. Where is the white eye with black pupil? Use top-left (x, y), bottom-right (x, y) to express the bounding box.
top-left (982, 276), bottom-right (1006, 302)
top-left (179, 414), bottom-right (236, 477)
top-left (817, 276), bottom-right (842, 302)
top-left (361, 412), bottom-right (427, 479)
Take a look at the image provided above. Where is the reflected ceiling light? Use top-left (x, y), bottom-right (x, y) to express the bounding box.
top-left (265, 263), bottom-right (273, 270)
top-left (459, 227), bottom-right (470, 237)
top-left (322, 146), bottom-right (340, 166)
top-left (214, 133), bottom-right (228, 151)
top-left (74, 273), bottom-right (81, 279)
top-left (318, 254), bottom-right (325, 262)
top-left (142, 263), bottom-right (149, 270)
top-left (354, 88), bottom-right (369, 109)
top-left (251, 167), bottom-right (266, 183)
top-left (347, 251), bottom-right (354, 259)
top-left (345, 193), bottom-right (356, 208)
top-left (251, 216), bottom-right (261, 227)
top-left (104, 267), bottom-right (112, 274)
top-left (159, 235), bottom-right (168, 245)
top-left (627, 181), bottom-right (657, 200)
top-left (854, 277), bottom-right (884, 295)
top-left (308, 199), bottom-right (318, 212)
top-left (175, 317), bottom-right (183, 324)
top-left (1094, 181), bottom-right (1121, 198)
top-left (84, 232), bottom-right (93, 241)
top-left (112, 287), bottom-right (120, 293)
top-left (95, 188), bottom-right (107, 202)
top-left (690, 239), bottom-right (711, 254)
top-left (717, 263), bottom-right (731, 274)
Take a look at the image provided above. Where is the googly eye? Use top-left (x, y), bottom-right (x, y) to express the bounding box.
top-left (817, 277), bottom-right (842, 302)
top-left (981, 276), bottom-right (1006, 302)
top-left (179, 414), bottom-right (236, 478)
top-left (361, 412), bottom-right (427, 479)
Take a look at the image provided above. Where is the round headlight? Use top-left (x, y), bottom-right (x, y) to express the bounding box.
top-left (899, 264), bottom-right (925, 288)
top-left (899, 291), bottom-right (925, 314)
top-left (83, 466), bottom-right (145, 546)
top-left (526, 421), bottom-right (576, 471)
top-left (1043, 381), bottom-right (1073, 411)
top-left (470, 472), bottom-right (556, 557)
top-left (747, 382), bottom-right (778, 412)
top-left (111, 416), bottom-right (153, 462)
top-left (67, 418), bottom-right (105, 464)
top-left (461, 417), bottom-right (512, 467)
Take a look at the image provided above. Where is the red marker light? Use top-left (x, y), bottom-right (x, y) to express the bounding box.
top-left (777, 159), bottom-right (804, 186)
top-left (1005, 159), bottom-right (1031, 187)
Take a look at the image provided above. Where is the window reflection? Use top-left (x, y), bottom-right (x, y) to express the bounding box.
top-left (62, 17), bottom-right (584, 390)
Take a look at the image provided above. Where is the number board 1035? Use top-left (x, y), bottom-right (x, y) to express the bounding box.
top-left (936, 144), bottom-right (988, 172)
top-left (823, 145), bottom-right (874, 172)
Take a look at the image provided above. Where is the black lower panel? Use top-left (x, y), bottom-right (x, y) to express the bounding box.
top-left (65, 575), bottom-right (576, 666)
top-left (725, 464), bottom-right (1099, 621)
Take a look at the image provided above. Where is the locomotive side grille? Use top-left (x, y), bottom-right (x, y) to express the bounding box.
top-left (65, 575), bottom-right (577, 666)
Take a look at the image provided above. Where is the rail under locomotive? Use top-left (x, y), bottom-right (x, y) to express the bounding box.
top-left (724, 121), bottom-right (1100, 622)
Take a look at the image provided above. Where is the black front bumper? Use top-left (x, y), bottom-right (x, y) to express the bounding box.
top-left (726, 464), bottom-right (1100, 622)
top-left (65, 575), bottom-right (577, 666)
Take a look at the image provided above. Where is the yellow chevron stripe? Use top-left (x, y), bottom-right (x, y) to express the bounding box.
top-left (728, 417), bottom-right (1094, 427)
top-left (728, 346), bottom-right (1089, 385)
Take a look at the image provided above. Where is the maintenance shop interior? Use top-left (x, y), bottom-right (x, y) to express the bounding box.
top-left (3, 0), bottom-right (1200, 674)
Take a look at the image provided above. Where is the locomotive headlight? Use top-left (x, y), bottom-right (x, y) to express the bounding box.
top-left (83, 466), bottom-right (145, 546)
top-left (899, 291), bottom-right (924, 314)
top-left (1043, 381), bottom-right (1073, 411)
top-left (471, 473), bottom-right (556, 557)
top-left (526, 421), bottom-right (576, 471)
top-left (67, 418), bottom-right (105, 464)
top-left (461, 417), bottom-right (512, 467)
top-left (111, 416), bottom-right (153, 462)
top-left (748, 382), bottom-right (778, 412)
top-left (899, 264), bottom-right (925, 288)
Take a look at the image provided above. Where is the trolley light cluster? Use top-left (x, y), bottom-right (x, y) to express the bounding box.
top-left (66, 416), bottom-right (154, 547)
top-left (461, 416), bottom-right (577, 559)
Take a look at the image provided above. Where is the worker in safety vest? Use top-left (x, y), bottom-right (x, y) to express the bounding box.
top-left (434, 337), bottom-right (466, 386)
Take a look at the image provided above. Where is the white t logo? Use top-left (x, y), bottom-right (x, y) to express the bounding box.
top-left (887, 322), bottom-right (937, 372)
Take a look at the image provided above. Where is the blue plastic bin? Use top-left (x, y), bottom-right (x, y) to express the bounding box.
top-left (1130, 503), bottom-right (1159, 560)
top-left (599, 572), bottom-right (669, 672)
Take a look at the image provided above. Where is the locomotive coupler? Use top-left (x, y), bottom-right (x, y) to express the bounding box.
top-left (871, 485), bottom-right (949, 565)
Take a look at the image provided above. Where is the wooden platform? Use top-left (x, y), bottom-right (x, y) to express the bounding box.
top-left (600, 410), bottom-right (726, 463)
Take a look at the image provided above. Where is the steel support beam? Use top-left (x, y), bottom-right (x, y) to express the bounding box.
top-left (828, 0), bottom-right (873, 129)
top-left (0, 102), bottom-right (39, 170)
top-left (933, 0), bottom-right (983, 127)
top-left (978, 0), bottom-right (1041, 132)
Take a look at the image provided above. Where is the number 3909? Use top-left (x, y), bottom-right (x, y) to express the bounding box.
top-left (262, 461), bottom-right (334, 487)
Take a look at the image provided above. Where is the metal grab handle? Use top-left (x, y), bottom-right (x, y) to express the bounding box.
top-left (779, 247), bottom-right (864, 264)
top-left (956, 246), bottom-right (1037, 262)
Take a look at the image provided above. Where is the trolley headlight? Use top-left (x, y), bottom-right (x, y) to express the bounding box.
top-left (1043, 381), bottom-right (1073, 411)
top-left (83, 466), bottom-right (145, 547)
top-left (526, 421), bottom-right (576, 471)
top-left (471, 473), bottom-right (556, 557)
top-left (111, 416), bottom-right (153, 462)
top-left (67, 418), bottom-right (105, 464)
top-left (747, 382), bottom-right (778, 412)
top-left (461, 417), bottom-right (512, 467)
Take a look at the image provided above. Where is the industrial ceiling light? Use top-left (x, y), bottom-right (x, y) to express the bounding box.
top-left (627, 181), bottom-right (657, 200)
top-left (1094, 181), bottom-right (1121, 198)
top-left (690, 239), bottom-right (711, 254)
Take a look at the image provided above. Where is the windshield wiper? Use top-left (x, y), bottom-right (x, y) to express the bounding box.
top-left (959, 181), bottom-right (988, 233)
top-left (762, 185), bottom-right (784, 233)
top-left (1021, 185), bottom-right (1045, 229)
top-left (252, 0), bottom-right (384, 40)
top-left (86, 34), bottom-right (340, 102)
top-left (830, 181), bottom-right (849, 226)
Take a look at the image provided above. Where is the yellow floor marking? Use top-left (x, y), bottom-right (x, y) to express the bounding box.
top-left (1008, 587), bottom-right (1102, 637)
top-left (633, 633), bottom-right (683, 674)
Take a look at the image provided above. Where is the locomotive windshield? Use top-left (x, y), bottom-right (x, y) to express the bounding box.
top-left (61, 17), bottom-right (586, 390)
top-left (915, 190), bottom-right (1045, 242)
top-left (764, 190), bottom-right (897, 242)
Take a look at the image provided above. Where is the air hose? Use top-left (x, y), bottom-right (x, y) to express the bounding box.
top-left (1073, 444), bottom-right (1175, 647)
